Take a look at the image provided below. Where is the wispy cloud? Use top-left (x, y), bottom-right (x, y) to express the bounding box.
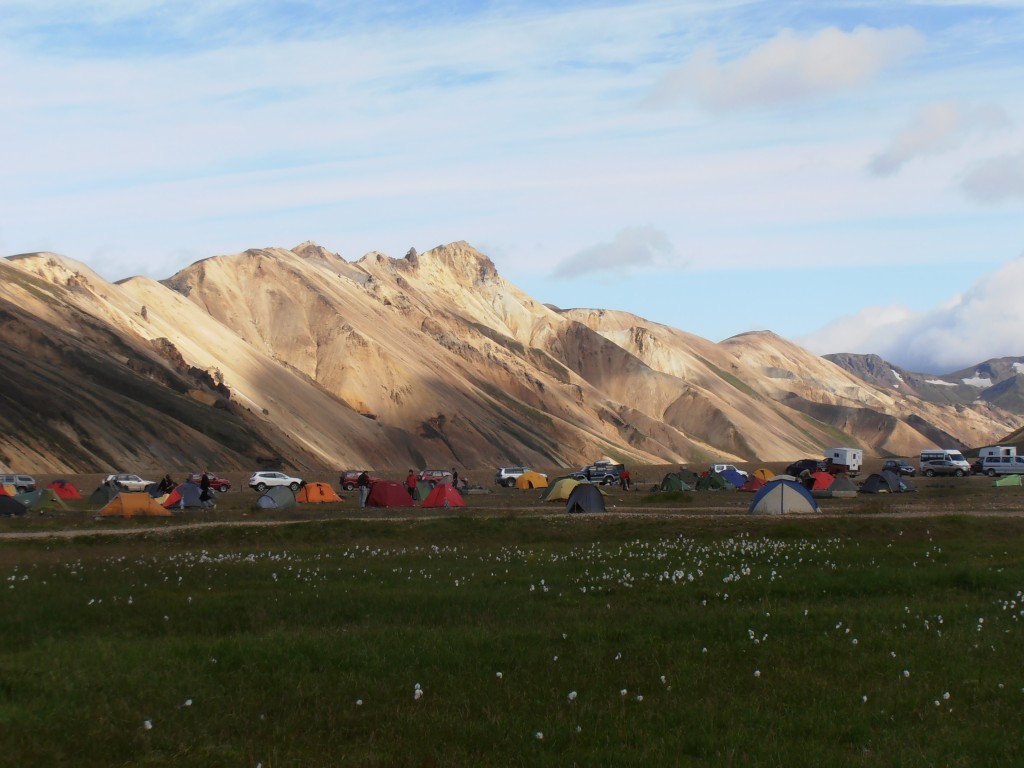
top-left (646, 25), bottom-right (925, 112)
top-left (868, 101), bottom-right (1011, 176)
top-left (551, 226), bottom-right (680, 278)
top-left (959, 148), bottom-right (1024, 202)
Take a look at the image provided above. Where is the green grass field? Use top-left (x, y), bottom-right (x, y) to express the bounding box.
top-left (1, 513), bottom-right (1023, 766)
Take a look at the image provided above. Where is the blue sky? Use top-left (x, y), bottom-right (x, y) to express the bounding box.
top-left (2, 1), bottom-right (1023, 373)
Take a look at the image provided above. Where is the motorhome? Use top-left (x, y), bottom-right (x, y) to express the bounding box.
top-left (825, 447), bottom-right (863, 476)
top-left (979, 446), bottom-right (1016, 460)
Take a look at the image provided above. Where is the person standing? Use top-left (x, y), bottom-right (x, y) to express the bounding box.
top-left (620, 469), bottom-right (631, 491)
top-left (358, 470), bottom-right (371, 507)
top-left (406, 469), bottom-right (417, 498)
top-left (200, 470), bottom-right (215, 508)
top-left (451, 467), bottom-right (458, 488)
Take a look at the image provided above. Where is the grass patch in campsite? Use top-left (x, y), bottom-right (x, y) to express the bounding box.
top-left (2, 515), bottom-right (1023, 766)
top-left (639, 490), bottom-right (695, 505)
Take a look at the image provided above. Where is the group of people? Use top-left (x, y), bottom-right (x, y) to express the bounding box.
top-left (155, 471), bottom-right (216, 508)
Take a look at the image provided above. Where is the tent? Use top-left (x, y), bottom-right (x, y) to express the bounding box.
top-left (366, 480), bottom-right (414, 508)
top-left (296, 482), bottom-right (342, 503)
top-left (0, 495), bottom-right (28, 516)
top-left (993, 474), bottom-right (1023, 487)
top-left (859, 470), bottom-right (908, 494)
top-left (88, 484), bottom-right (120, 506)
top-left (413, 481), bottom-right (433, 501)
top-left (659, 472), bottom-right (692, 492)
top-left (0, 485), bottom-right (15, 497)
top-left (739, 476), bottom-right (766, 493)
top-left (515, 471), bottom-right (549, 490)
top-left (827, 476), bottom-right (859, 498)
top-left (677, 469), bottom-right (700, 487)
top-left (98, 493), bottom-right (173, 517)
top-left (808, 471), bottom-right (835, 492)
top-left (15, 489), bottom-right (68, 512)
top-left (696, 472), bottom-right (730, 491)
top-left (748, 479), bottom-right (820, 515)
top-left (423, 483), bottom-right (466, 508)
top-left (565, 483), bottom-right (606, 513)
top-left (163, 482), bottom-right (205, 509)
top-left (256, 486), bottom-right (297, 509)
top-left (47, 480), bottom-right (82, 499)
top-left (540, 477), bottom-right (580, 502)
top-left (753, 468), bottom-right (775, 482)
top-left (719, 468), bottom-right (747, 488)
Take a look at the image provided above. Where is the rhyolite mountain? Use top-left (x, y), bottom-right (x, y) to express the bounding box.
top-left (1, 241), bottom-right (1020, 474)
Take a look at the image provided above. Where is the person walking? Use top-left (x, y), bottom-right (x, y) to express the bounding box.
top-left (619, 468), bottom-right (631, 491)
top-left (358, 470), bottom-right (371, 507)
top-left (200, 470), bottom-right (215, 508)
top-left (406, 469), bottom-right (417, 498)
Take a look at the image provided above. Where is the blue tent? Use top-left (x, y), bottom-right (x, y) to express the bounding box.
top-left (748, 479), bottom-right (820, 515)
top-left (719, 468), bottom-right (747, 488)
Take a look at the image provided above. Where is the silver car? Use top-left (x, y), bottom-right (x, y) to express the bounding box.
top-left (249, 471), bottom-right (303, 492)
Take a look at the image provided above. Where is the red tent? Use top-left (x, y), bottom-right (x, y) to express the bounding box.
top-left (809, 471), bottom-right (835, 491)
top-left (739, 476), bottom-right (766, 493)
top-left (422, 483), bottom-right (465, 508)
top-left (48, 480), bottom-right (83, 499)
top-left (366, 480), bottom-right (413, 508)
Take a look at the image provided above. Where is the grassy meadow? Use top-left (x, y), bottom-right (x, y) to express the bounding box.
top-left (1, 508), bottom-right (1023, 766)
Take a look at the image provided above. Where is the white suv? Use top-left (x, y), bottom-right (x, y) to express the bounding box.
top-left (104, 473), bottom-right (155, 492)
top-left (0, 474), bottom-right (36, 493)
top-left (249, 471), bottom-right (303, 492)
top-left (710, 464), bottom-right (748, 478)
top-left (494, 467), bottom-right (531, 487)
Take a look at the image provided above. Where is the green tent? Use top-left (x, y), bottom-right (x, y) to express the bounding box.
top-left (413, 480), bottom-right (433, 501)
top-left (15, 489), bottom-right (68, 512)
top-left (88, 484), bottom-right (120, 506)
top-left (696, 472), bottom-right (730, 491)
top-left (993, 474), bottom-right (1022, 487)
top-left (256, 486), bottom-right (297, 509)
top-left (659, 473), bottom-right (692, 492)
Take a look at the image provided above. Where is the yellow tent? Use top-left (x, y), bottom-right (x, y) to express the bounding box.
top-left (98, 493), bottom-right (173, 517)
top-left (515, 471), bottom-right (549, 490)
top-left (296, 482), bottom-right (343, 503)
top-left (540, 477), bottom-right (579, 502)
top-left (753, 468), bottom-right (775, 482)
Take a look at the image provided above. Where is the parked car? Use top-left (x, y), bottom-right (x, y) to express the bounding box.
top-left (569, 461), bottom-right (624, 485)
top-left (248, 471), bottom-right (304, 492)
top-left (104, 473), bottom-right (155, 492)
top-left (980, 455), bottom-right (1024, 476)
top-left (0, 473), bottom-right (37, 493)
top-left (785, 459), bottom-right (828, 476)
top-left (882, 459), bottom-right (916, 477)
top-left (417, 469), bottom-right (453, 487)
top-left (339, 470), bottom-right (379, 490)
top-left (186, 473), bottom-right (232, 492)
top-left (919, 460), bottom-right (966, 478)
top-left (494, 467), bottom-right (536, 487)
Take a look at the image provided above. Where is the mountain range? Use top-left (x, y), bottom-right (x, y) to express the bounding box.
top-left (1, 241), bottom-right (1020, 474)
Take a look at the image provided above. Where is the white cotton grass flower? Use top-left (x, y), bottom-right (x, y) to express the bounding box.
top-left (143, 719), bottom-right (153, 730)
top-left (496, 671), bottom-right (503, 679)
top-left (355, 699), bottom-right (363, 706)
top-left (635, 695), bottom-right (644, 702)
top-left (414, 683), bottom-right (423, 700)
top-left (535, 731), bottom-right (544, 740)
top-left (567, 691), bottom-right (577, 702)
top-left (903, 670), bottom-right (910, 678)
top-left (620, 689), bottom-right (628, 697)
top-left (862, 695), bottom-right (868, 703)
top-left (753, 670), bottom-right (761, 678)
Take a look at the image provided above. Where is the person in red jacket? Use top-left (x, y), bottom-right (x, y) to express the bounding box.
top-left (406, 469), bottom-right (417, 498)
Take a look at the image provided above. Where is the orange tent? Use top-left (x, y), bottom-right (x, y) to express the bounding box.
top-left (48, 480), bottom-right (82, 499)
top-left (296, 482), bottom-right (342, 503)
top-left (98, 492), bottom-right (173, 517)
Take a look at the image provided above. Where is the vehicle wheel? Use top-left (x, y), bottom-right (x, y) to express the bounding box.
top-left (16, 486), bottom-right (27, 494)
top-left (289, 482), bottom-right (300, 492)
top-left (924, 470), bottom-right (935, 478)
top-left (255, 482), bottom-right (267, 492)
top-left (954, 469), bottom-right (965, 477)
top-left (986, 469), bottom-right (997, 477)
top-left (343, 483), bottom-right (355, 491)
top-left (505, 479), bottom-right (516, 487)
top-left (217, 486), bottom-right (229, 493)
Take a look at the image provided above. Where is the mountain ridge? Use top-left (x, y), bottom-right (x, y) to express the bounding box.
top-left (1, 241), bottom-right (1020, 473)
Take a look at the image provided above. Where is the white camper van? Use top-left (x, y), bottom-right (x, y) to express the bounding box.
top-left (825, 447), bottom-right (863, 476)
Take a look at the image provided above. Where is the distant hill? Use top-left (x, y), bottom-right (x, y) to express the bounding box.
top-left (1, 242), bottom-right (1021, 473)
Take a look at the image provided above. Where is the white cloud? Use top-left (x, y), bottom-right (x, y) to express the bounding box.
top-left (960, 149), bottom-right (1024, 202)
top-left (648, 25), bottom-right (925, 112)
top-left (868, 101), bottom-right (1011, 176)
top-left (551, 226), bottom-right (680, 278)
top-left (801, 254), bottom-right (1024, 372)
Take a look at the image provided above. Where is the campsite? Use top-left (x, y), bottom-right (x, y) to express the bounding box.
top-left (2, 463), bottom-right (1023, 765)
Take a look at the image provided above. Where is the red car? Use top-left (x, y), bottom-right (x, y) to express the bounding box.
top-left (187, 473), bottom-right (232, 492)
top-left (339, 470), bottom-right (378, 490)
top-left (417, 469), bottom-right (453, 487)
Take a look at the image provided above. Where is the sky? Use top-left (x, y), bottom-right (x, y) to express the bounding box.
top-left (2, 0), bottom-right (1023, 374)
